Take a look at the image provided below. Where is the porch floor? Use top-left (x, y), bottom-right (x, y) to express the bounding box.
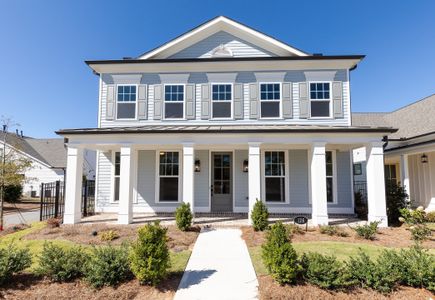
top-left (80, 213), bottom-right (366, 227)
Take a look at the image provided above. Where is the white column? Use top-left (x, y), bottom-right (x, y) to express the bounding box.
top-left (366, 142), bottom-right (388, 227)
top-left (400, 154), bottom-right (410, 195)
top-left (248, 143), bottom-right (261, 224)
top-left (64, 147), bottom-right (84, 224)
top-left (118, 146), bottom-right (135, 224)
top-left (310, 143), bottom-right (329, 226)
top-left (182, 143), bottom-right (195, 214)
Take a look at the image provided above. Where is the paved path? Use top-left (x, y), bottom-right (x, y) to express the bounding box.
top-left (174, 228), bottom-right (258, 300)
top-left (4, 209), bottom-right (40, 226)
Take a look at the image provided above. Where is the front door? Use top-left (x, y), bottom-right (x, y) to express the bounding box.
top-left (211, 152), bottom-right (232, 212)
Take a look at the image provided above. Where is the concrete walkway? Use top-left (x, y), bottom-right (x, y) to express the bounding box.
top-left (174, 228), bottom-right (258, 300)
top-left (4, 209), bottom-right (40, 226)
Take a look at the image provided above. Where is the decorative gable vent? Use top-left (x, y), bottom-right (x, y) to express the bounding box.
top-left (211, 44), bottom-right (233, 57)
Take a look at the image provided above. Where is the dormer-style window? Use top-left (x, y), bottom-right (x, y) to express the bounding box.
top-left (310, 82), bottom-right (331, 118)
top-left (117, 85), bottom-right (137, 119)
top-left (212, 84), bottom-right (232, 118)
top-left (164, 85), bottom-right (184, 119)
top-left (260, 83), bottom-right (281, 118)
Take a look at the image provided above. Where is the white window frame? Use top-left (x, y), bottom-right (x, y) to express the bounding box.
top-left (110, 151), bottom-right (121, 203)
top-left (326, 150), bottom-right (338, 204)
top-left (155, 150), bottom-right (182, 203)
top-left (210, 83), bottom-right (234, 120)
top-left (115, 84), bottom-right (138, 120)
top-left (309, 81), bottom-right (333, 119)
top-left (259, 82), bottom-right (282, 119)
top-left (261, 150), bottom-right (290, 204)
top-left (163, 84), bottom-right (185, 120)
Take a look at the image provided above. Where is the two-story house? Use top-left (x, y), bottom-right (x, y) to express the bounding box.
top-left (57, 16), bottom-right (396, 226)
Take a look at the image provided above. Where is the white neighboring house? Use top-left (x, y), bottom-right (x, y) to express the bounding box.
top-left (353, 94), bottom-right (435, 212)
top-left (0, 131), bottom-right (95, 197)
top-left (57, 16), bottom-right (396, 226)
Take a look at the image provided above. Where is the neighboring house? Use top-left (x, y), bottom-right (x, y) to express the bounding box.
top-left (57, 16), bottom-right (395, 226)
top-left (353, 94), bottom-right (435, 211)
top-left (0, 131), bottom-right (96, 197)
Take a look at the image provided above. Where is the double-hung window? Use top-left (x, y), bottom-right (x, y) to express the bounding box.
top-left (113, 151), bottom-right (120, 202)
top-left (159, 151), bottom-right (179, 202)
top-left (384, 164), bottom-right (397, 187)
top-left (212, 84), bottom-right (232, 118)
top-left (310, 82), bottom-right (331, 118)
top-left (325, 151), bottom-right (334, 203)
top-left (260, 83), bottom-right (281, 118)
top-left (117, 85), bottom-right (137, 119)
top-left (264, 151), bottom-right (286, 202)
top-left (164, 85), bottom-right (184, 119)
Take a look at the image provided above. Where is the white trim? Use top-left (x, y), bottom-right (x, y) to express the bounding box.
top-left (209, 150), bottom-right (235, 212)
top-left (267, 206), bottom-right (354, 214)
top-left (261, 150), bottom-right (290, 204)
top-left (155, 150), bottom-right (183, 203)
top-left (115, 84), bottom-right (138, 121)
top-left (308, 81), bottom-right (333, 119)
top-left (98, 75), bottom-right (102, 127)
top-left (163, 83), bottom-right (186, 120)
top-left (210, 82), bottom-right (234, 120)
top-left (349, 149), bottom-right (355, 212)
top-left (259, 82), bottom-right (282, 119)
top-left (308, 148), bottom-right (338, 205)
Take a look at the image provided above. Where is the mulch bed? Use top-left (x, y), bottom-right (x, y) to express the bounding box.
top-left (258, 275), bottom-right (434, 300)
top-left (0, 224), bottom-right (30, 237)
top-left (24, 223), bottom-right (200, 251)
top-left (241, 225), bottom-right (435, 248)
top-left (0, 273), bottom-right (181, 300)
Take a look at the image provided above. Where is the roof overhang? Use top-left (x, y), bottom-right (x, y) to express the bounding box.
top-left (86, 55), bottom-right (364, 75)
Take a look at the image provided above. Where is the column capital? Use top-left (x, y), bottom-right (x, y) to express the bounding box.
top-left (182, 142), bottom-right (195, 147)
top-left (67, 146), bottom-right (84, 156)
top-left (311, 141), bottom-right (327, 148)
top-left (248, 142), bottom-right (262, 147)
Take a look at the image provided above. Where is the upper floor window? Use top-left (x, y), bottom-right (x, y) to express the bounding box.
top-left (164, 85), bottom-right (184, 119)
top-left (260, 83), bottom-right (280, 118)
top-left (310, 82), bottom-right (331, 118)
top-left (117, 85), bottom-right (137, 119)
top-left (212, 84), bottom-right (232, 118)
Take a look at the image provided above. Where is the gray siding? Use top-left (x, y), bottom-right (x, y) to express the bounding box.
top-left (234, 150), bottom-right (249, 208)
top-left (194, 150), bottom-right (209, 208)
top-left (96, 151), bottom-right (112, 208)
top-left (335, 150), bottom-right (353, 208)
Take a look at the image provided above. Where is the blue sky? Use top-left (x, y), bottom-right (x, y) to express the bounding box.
top-left (1, 0), bottom-right (434, 137)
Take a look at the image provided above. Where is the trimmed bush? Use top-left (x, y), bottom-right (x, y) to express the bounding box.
top-left (175, 202), bottom-right (193, 231)
top-left (261, 222), bottom-right (300, 284)
top-left (425, 211), bottom-right (435, 223)
top-left (286, 224), bottom-right (305, 236)
top-left (300, 252), bottom-right (353, 290)
top-left (251, 200), bottom-right (269, 231)
top-left (0, 243), bottom-right (32, 285)
top-left (354, 221), bottom-right (379, 240)
top-left (4, 185), bottom-right (22, 202)
top-left (36, 242), bottom-right (88, 282)
top-left (85, 245), bottom-right (131, 288)
top-left (319, 225), bottom-right (349, 237)
top-left (129, 222), bottom-right (170, 285)
top-left (46, 218), bottom-right (61, 228)
top-left (100, 230), bottom-right (119, 242)
top-left (400, 207), bottom-right (432, 242)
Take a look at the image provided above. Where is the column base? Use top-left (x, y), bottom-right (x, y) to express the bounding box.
top-left (312, 214), bottom-right (329, 226)
top-left (64, 213), bottom-right (81, 224)
top-left (118, 213), bottom-right (133, 225)
top-left (368, 214), bottom-right (388, 227)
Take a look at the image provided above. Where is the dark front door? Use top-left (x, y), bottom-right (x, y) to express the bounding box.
top-left (211, 152), bottom-right (232, 212)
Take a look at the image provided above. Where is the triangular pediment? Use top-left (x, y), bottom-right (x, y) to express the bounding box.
top-left (138, 16), bottom-right (308, 59)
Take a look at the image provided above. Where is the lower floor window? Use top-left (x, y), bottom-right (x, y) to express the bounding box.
top-left (114, 151), bottom-right (120, 202)
top-left (384, 164), bottom-right (397, 187)
top-left (159, 151), bottom-right (179, 202)
top-left (264, 151), bottom-right (286, 202)
top-left (326, 151), bottom-right (334, 203)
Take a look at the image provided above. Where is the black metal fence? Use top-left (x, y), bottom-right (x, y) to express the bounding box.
top-left (40, 180), bottom-right (95, 221)
top-left (354, 180), bottom-right (367, 203)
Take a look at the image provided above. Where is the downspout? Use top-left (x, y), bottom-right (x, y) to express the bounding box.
top-left (382, 136), bottom-right (389, 150)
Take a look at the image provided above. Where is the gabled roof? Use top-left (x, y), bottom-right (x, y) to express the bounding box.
top-left (138, 16), bottom-right (309, 59)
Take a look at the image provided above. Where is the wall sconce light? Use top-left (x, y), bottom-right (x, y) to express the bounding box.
top-left (243, 159), bottom-right (249, 172)
top-left (194, 159), bottom-right (201, 172)
top-left (421, 153), bottom-right (428, 164)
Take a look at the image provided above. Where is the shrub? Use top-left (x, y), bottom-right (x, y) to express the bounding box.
top-left (46, 218), bottom-right (61, 228)
top-left (346, 250), bottom-right (401, 293)
top-left (409, 225), bottom-right (432, 242)
top-left (385, 183), bottom-right (409, 226)
top-left (286, 224), bottom-right (305, 236)
top-left (354, 221), bottom-right (379, 240)
top-left (100, 230), bottom-right (120, 242)
top-left (354, 191), bottom-right (367, 218)
top-left (175, 202), bottom-right (193, 231)
top-left (85, 245), bottom-right (131, 288)
top-left (251, 200), bottom-right (269, 231)
top-left (261, 222), bottom-right (300, 284)
top-left (4, 185), bottom-right (22, 202)
top-left (319, 225), bottom-right (349, 237)
top-left (400, 207), bottom-right (432, 242)
top-left (129, 222), bottom-right (170, 285)
top-left (425, 211), bottom-right (435, 223)
top-left (36, 242), bottom-right (88, 282)
top-left (0, 243), bottom-right (32, 285)
top-left (300, 252), bottom-right (353, 290)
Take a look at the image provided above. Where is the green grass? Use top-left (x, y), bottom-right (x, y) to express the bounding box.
top-left (248, 241), bottom-right (435, 276)
top-left (169, 250), bottom-right (191, 273)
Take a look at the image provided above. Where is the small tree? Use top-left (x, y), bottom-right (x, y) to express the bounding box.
top-left (175, 202), bottom-right (193, 231)
top-left (386, 183), bottom-right (409, 226)
top-left (251, 200), bottom-right (269, 231)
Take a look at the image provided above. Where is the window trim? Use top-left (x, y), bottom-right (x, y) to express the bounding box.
top-left (110, 151), bottom-right (121, 203)
top-left (308, 81), bottom-right (333, 119)
top-left (261, 150), bottom-right (290, 204)
top-left (155, 150), bottom-right (182, 203)
top-left (163, 83), bottom-right (186, 120)
top-left (210, 82), bottom-right (234, 120)
top-left (259, 82), bottom-right (282, 119)
top-left (115, 84), bottom-right (138, 120)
